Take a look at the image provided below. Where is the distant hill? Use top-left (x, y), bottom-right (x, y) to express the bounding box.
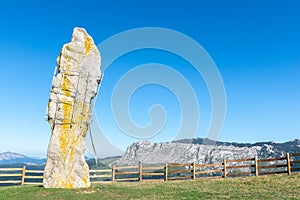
top-left (0, 151), bottom-right (45, 165)
top-left (0, 151), bottom-right (120, 167)
top-left (87, 156), bottom-right (122, 169)
top-left (114, 138), bottom-right (300, 165)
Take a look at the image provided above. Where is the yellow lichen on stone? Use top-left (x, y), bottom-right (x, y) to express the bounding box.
top-left (82, 177), bottom-right (88, 187)
top-left (84, 36), bottom-right (93, 55)
top-left (58, 125), bottom-right (71, 161)
top-left (65, 44), bottom-right (71, 51)
top-left (61, 177), bottom-right (75, 189)
top-left (61, 77), bottom-right (71, 97)
top-left (59, 74), bottom-right (74, 162)
top-left (65, 62), bottom-right (71, 70)
top-left (66, 56), bottom-right (71, 63)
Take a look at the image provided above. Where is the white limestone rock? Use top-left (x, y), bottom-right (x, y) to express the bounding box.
top-left (114, 139), bottom-right (300, 166)
top-left (43, 27), bottom-right (101, 188)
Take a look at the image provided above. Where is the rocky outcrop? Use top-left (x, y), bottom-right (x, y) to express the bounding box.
top-left (43, 27), bottom-right (101, 188)
top-left (114, 139), bottom-right (300, 166)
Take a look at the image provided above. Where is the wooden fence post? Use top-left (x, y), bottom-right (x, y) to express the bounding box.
top-left (21, 166), bottom-right (26, 185)
top-left (223, 159), bottom-right (227, 178)
top-left (139, 162), bottom-right (143, 181)
top-left (112, 165), bottom-right (115, 182)
top-left (254, 156), bottom-right (259, 177)
top-left (286, 152), bottom-right (291, 175)
top-left (165, 163), bottom-right (168, 181)
top-left (192, 161), bottom-right (196, 180)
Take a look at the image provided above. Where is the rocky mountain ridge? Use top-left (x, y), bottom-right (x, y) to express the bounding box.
top-left (0, 151), bottom-right (45, 165)
top-left (114, 138), bottom-right (300, 166)
top-left (0, 151), bottom-right (27, 160)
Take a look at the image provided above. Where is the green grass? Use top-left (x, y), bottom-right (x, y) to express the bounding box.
top-left (1, 173), bottom-right (299, 199)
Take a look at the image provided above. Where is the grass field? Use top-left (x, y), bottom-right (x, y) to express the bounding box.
top-left (0, 173), bottom-right (299, 199)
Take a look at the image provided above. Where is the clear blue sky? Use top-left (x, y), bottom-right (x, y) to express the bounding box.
top-left (0, 0), bottom-right (299, 157)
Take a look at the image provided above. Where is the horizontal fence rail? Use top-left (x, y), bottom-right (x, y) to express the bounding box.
top-left (0, 167), bottom-right (23, 185)
top-left (1, 152), bottom-right (300, 186)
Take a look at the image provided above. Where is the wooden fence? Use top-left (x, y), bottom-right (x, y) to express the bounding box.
top-left (0, 166), bottom-right (43, 185)
top-left (1, 152), bottom-right (299, 186)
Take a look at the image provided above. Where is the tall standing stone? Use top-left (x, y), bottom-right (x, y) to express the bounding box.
top-left (43, 27), bottom-right (101, 188)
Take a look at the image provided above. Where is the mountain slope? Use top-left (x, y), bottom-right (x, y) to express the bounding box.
top-left (114, 138), bottom-right (300, 165)
top-left (0, 151), bottom-right (45, 165)
top-left (0, 151), bottom-right (27, 160)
